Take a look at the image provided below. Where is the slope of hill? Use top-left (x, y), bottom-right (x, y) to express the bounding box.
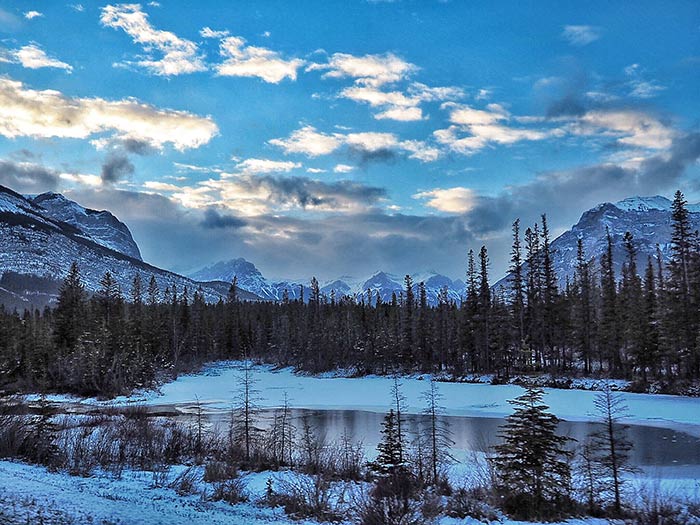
top-left (0, 185), bottom-right (259, 309)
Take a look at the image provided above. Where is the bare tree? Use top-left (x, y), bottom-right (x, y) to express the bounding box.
top-left (591, 384), bottom-right (634, 514)
top-left (233, 359), bottom-right (262, 462)
top-left (421, 378), bottom-right (454, 485)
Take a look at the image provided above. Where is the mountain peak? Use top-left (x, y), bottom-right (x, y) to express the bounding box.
top-left (31, 191), bottom-right (142, 261)
top-left (613, 195), bottom-right (672, 212)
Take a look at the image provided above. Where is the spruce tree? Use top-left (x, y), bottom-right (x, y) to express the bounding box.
top-left (491, 386), bottom-right (573, 520)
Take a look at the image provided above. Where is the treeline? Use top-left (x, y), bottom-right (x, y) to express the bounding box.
top-left (0, 191), bottom-right (699, 396)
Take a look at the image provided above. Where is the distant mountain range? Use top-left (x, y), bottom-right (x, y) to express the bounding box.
top-left (0, 185), bottom-right (258, 310)
top-left (1, 184), bottom-right (698, 310)
top-left (190, 260), bottom-right (466, 305)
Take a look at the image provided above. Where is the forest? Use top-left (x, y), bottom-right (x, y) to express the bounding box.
top-left (0, 191), bottom-right (699, 397)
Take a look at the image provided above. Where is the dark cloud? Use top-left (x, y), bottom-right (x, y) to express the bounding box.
top-left (546, 93), bottom-right (586, 118)
top-left (0, 159), bottom-right (59, 193)
top-left (348, 147), bottom-right (398, 168)
top-left (101, 153), bottom-right (134, 184)
top-left (464, 131), bottom-right (700, 235)
top-left (237, 174), bottom-right (387, 209)
top-left (201, 208), bottom-right (247, 229)
top-left (119, 138), bottom-right (157, 156)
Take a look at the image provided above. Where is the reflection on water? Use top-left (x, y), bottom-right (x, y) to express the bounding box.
top-left (200, 408), bottom-right (700, 472)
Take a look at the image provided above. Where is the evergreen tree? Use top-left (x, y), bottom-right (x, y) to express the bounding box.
top-left (491, 386), bottom-right (573, 520)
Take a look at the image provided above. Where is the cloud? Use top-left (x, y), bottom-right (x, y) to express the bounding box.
top-left (624, 64), bottom-right (666, 99)
top-left (101, 153), bottom-right (134, 184)
top-left (211, 35), bottom-right (304, 83)
top-left (0, 77), bottom-right (218, 150)
top-left (0, 159), bottom-right (59, 193)
top-left (434, 103), bottom-right (555, 155)
top-left (201, 207), bottom-right (247, 229)
top-left (562, 25), bottom-right (601, 46)
top-left (270, 125), bottom-right (440, 162)
top-left (337, 80), bottom-right (463, 122)
top-left (3, 44), bottom-right (73, 72)
top-left (24, 11), bottom-right (43, 20)
top-left (570, 109), bottom-right (675, 150)
top-left (462, 131), bottom-right (700, 235)
top-left (414, 187), bottom-right (477, 213)
top-left (151, 168), bottom-right (388, 216)
top-left (333, 164), bottom-right (354, 173)
top-left (69, 4), bottom-right (85, 12)
top-left (100, 3), bottom-right (206, 75)
top-left (308, 52), bottom-right (418, 87)
top-left (235, 158), bottom-right (301, 174)
top-left (269, 126), bottom-right (344, 157)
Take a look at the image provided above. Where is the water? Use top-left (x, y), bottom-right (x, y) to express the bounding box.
top-left (200, 407), bottom-right (700, 475)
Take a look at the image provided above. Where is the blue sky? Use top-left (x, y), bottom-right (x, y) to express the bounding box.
top-left (0, 0), bottom-right (698, 280)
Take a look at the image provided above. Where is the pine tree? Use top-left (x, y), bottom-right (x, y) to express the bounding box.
top-left (600, 228), bottom-right (620, 374)
top-left (54, 262), bottom-right (86, 352)
top-left (510, 219), bottom-right (525, 358)
top-left (491, 386), bottom-right (573, 520)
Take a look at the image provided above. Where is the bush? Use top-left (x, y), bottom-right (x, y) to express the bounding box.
top-left (265, 473), bottom-right (344, 522)
top-left (204, 460), bottom-right (238, 483)
top-left (169, 466), bottom-right (200, 496)
top-left (445, 486), bottom-right (500, 522)
top-left (211, 478), bottom-right (248, 505)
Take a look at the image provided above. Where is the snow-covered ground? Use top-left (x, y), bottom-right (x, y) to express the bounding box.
top-left (0, 460), bottom-right (614, 525)
top-left (105, 362), bottom-right (700, 435)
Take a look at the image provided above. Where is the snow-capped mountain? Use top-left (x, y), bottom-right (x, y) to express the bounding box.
top-left (32, 192), bottom-right (143, 261)
top-left (494, 195), bottom-right (700, 294)
top-left (189, 260), bottom-right (466, 305)
top-left (189, 258), bottom-right (305, 302)
top-left (0, 185), bottom-right (259, 309)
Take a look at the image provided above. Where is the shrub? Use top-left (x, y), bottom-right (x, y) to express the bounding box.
top-left (211, 478), bottom-right (248, 505)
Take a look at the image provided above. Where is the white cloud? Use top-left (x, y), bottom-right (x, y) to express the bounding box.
top-left (235, 158), bottom-right (301, 174)
top-left (269, 126), bottom-right (343, 157)
top-left (435, 103), bottom-right (552, 155)
top-left (413, 187), bottom-right (476, 213)
top-left (571, 110), bottom-right (675, 149)
top-left (308, 52), bottom-right (418, 87)
top-left (69, 4), bottom-right (85, 12)
top-left (562, 25), bottom-right (601, 46)
top-left (214, 35), bottom-right (304, 83)
top-left (0, 77), bottom-right (218, 151)
top-left (59, 172), bottom-right (102, 187)
top-left (271, 125), bottom-right (440, 162)
top-left (24, 10), bottom-right (43, 20)
top-left (306, 167), bottom-right (327, 174)
top-left (100, 4), bottom-right (206, 76)
top-left (374, 106), bottom-right (424, 121)
top-left (333, 164), bottom-right (354, 173)
top-left (200, 26), bottom-right (230, 39)
top-left (624, 63), bottom-right (665, 99)
top-left (13, 44), bottom-right (73, 72)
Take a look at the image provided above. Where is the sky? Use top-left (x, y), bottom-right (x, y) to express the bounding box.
top-left (0, 0), bottom-right (698, 281)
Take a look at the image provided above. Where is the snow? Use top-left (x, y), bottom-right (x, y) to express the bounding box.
top-left (111, 362), bottom-right (700, 435)
top-left (614, 195), bottom-right (672, 212)
top-left (0, 460), bottom-right (313, 525)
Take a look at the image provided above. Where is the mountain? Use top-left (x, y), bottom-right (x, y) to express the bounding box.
top-left (189, 258), bottom-right (305, 301)
top-left (190, 259), bottom-right (466, 305)
top-left (494, 195), bottom-right (700, 294)
top-left (32, 192), bottom-right (143, 261)
top-left (0, 185), bottom-right (259, 309)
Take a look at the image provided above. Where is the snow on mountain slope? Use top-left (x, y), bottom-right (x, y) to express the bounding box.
top-left (191, 260), bottom-right (466, 305)
top-left (0, 186), bottom-right (259, 307)
top-left (32, 192), bottom-right (143, 261)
